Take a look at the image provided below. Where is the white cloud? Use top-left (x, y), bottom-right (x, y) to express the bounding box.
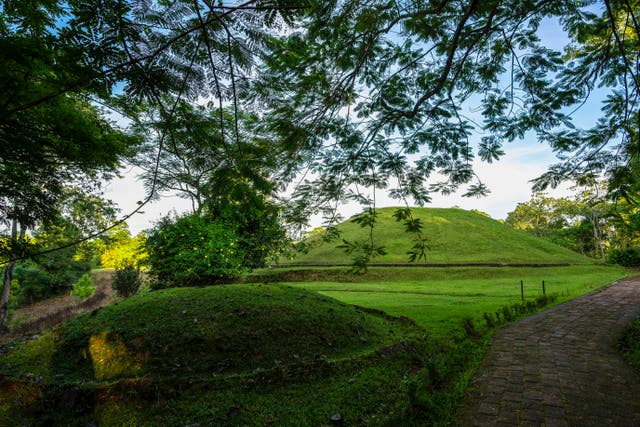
top-left (303, 142), bottom-right (573, 228)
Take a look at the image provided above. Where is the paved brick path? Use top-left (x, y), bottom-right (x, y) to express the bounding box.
top-left (454, 277), bottom-right (640, 426)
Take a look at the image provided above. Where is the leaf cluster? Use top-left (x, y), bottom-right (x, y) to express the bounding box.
top-left (144, 213), bottom-right (245, 288)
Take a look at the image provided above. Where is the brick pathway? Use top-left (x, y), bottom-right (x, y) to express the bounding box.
top-left (454, 277), bottom-right (640, 426)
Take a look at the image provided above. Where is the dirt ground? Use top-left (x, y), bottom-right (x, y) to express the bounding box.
top-left (1, 270), bottom-right (119, 343)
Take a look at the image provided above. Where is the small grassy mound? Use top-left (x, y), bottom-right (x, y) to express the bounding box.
top-left (0, 285), bottom-right (432, 426)
top-left (0, 284), bottom-right (416, 382)
top-left (289, 207), bottom-right (593, 265)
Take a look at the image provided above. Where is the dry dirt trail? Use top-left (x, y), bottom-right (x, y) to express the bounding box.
top-left (454, 276), bottom-right (640, 426)
top-left (1, 270), bottom-right (118, 343)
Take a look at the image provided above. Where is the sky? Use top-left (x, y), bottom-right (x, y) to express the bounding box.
top-left (102, 14), bottom-right (595, 235)
top-left (103, 120), bottom-right (577, 236)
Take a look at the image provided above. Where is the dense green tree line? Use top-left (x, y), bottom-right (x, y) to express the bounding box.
top-left (507, 183), bottom-right (640, 262)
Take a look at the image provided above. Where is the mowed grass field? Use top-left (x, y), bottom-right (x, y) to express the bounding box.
top-left (289, 207), bottom-right (592, 265)
top-left (275, 265), bottom-right (629, 336)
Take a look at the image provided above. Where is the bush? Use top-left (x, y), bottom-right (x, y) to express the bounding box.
top-left (145, 213), bottom-right (245, 288)
top-left (211, 201), bottom-right (287, 269)
top-left (11, 261), bottom-right (91, 307)
top-left (113, 265), bottom-right (141, 297)
top-left (12, 265), bottom-right (53, 306)
top-left (607, 247), bottom-right (640, 267)
top-left (70, 273), bottom-right (95, 298)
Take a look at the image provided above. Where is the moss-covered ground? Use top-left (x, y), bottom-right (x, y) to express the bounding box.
top-left (0, 284), bottom-right (434, 426)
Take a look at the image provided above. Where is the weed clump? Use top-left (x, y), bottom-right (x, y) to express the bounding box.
top-left (461, 317), bottom-right (480, 339)
top-left (484, 293), bottom-right (559, 329)
top-left (483, 312), bottom-right (495, 328)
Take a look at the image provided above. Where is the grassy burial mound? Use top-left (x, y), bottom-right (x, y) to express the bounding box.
top-left (0, 284), bottom-right (428, 425)
top-left (289, 207), bottom-right (593, 266)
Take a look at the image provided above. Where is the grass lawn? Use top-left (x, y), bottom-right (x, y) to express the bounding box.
top-left (276, 265), bottom-right (629, 336)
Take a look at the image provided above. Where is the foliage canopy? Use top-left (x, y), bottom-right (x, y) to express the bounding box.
top-left (144, 213), bottom-right (246, 287)
top-left (1, 0), bottom-right (639, 267)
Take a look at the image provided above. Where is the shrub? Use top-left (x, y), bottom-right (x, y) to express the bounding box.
top-left (12, 265), bottom-right (53, 305)
top-left (208, 198), bottom-right (287, 269)
top-left (70, 273), bottom-right (95, 298)
top-left (607, 247), bottom-right (640, 267)
top-left (145, 213), bottom-right (245, 288)
top-left (113, 265), bottom-right (141, 297)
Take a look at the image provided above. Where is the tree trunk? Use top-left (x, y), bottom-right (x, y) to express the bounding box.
top-left (0, 218), bottom-right (24, 331)
top-left (0, 262), bottom-right (15, 331)
top-left (592, 212), bottom-right (606, 259)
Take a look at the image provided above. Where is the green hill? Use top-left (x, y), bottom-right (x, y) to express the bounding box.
top-left (0, 284), bottom-right (425, 425)
top-left (288, 207), bottom-right (593, 265)
top-left (0, 284), bottom-right (418, 382)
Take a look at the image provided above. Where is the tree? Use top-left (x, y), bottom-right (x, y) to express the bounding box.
top-left (505, 194), bottom-right (572, 238)
top-left (3, 1), bottom-right (640, 277)
top-left (133, 101), bottom-right (285, 213)
top-left (253, 1), bottom-right (640, 224)
top-left (7, 2), bottom-right (639, 204)
top-left (506, 193), bottom-right (599, 256)
top-left (0, 1), bottom-right (142, 328)
top-left (506, 182), bottom-right (622, 258)
top-left (100, 226), bottom-right (148, 269)
top-left (2, 190), bottom-right (119, 311)
top-left (0, 1), bottom-right (300, 320)
top-left (132, 98), bottom-right (288, 269)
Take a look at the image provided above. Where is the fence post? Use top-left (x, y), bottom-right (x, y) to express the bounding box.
top-left (542, 280), bottom-right (546, 295)
top-left (521, 280), bottom-right (524, 301)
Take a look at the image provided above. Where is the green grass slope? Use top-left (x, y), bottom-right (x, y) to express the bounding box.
top-left (0, 284), bottom-right (417, 382)
top-left (288, 207), bottom-right (592, 265)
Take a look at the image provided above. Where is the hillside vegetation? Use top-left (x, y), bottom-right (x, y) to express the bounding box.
top-left (288, 207), bottom-right (593, 265)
